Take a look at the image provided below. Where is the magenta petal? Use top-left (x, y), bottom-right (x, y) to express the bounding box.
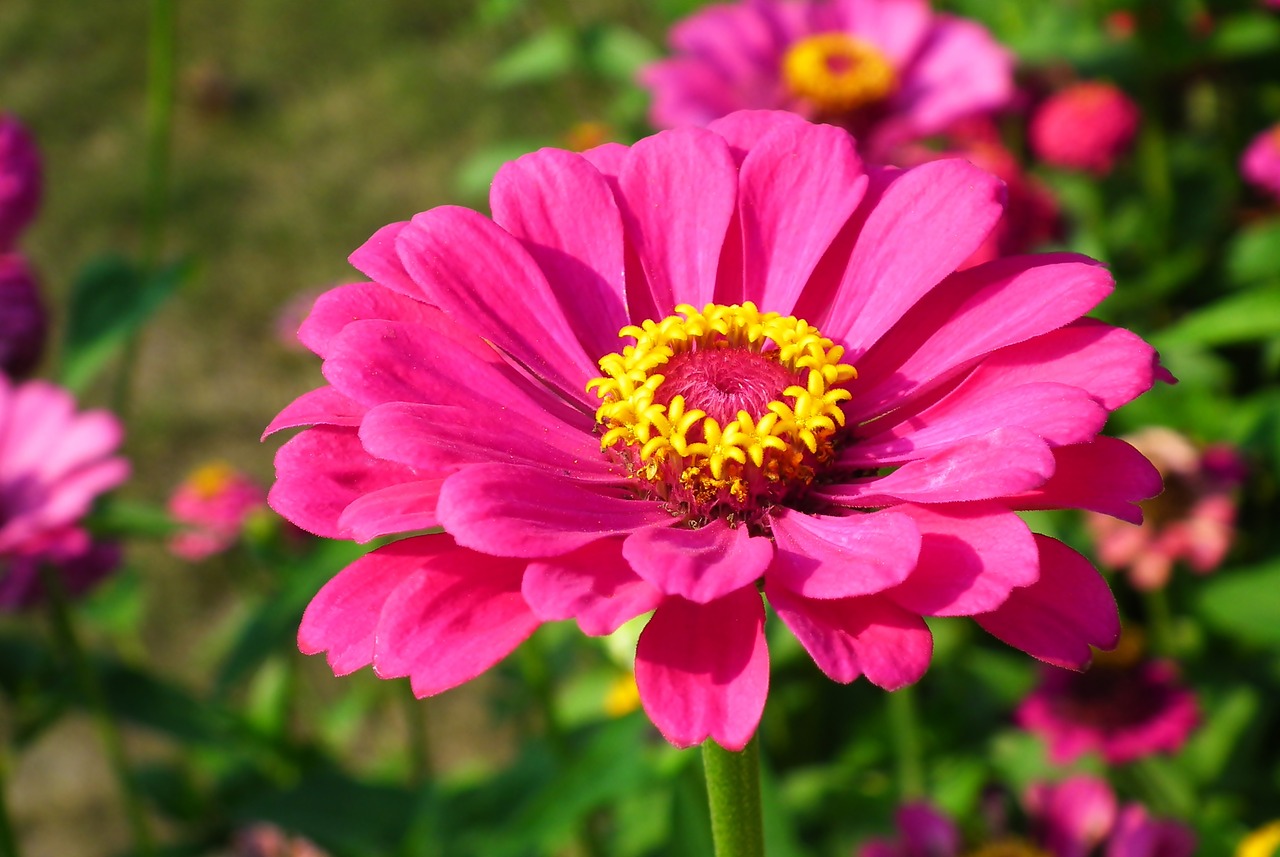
top-left (886, 503), bottom-right (1038, 617)
top-left (1010, 437), bottom-right (1162, 524)
top-left (372, 541), bottom-right (537, 696)
top-left (823, 159), bottom-right (1005, 353)
top-left (336, 480), bottom-right (444, 542)
top-left (491, 148), bottom-right (629, 360)
top-left (263, 386), bottom-right (365, 438)
top-left (347, 222), bottom-right (419, 299)
top-left (298, 280), bottom-right (444, 358)
top-left (976, 535), bottom-right (1120, 669)
top-left (623, 520), bottom-right (773, 604)
top-left (1032, 776), bottom-right (1118, 857)
top-left (523, 539), bottom-right (663, 635)
top-left (825, 427), bottom-right (1055, 507)
top-left (767, 508), bottom-right (920, 599)
top-left (1107, 806), bottom-right (1196, 857)
top-left (768, 585), bottom-right (932, 689)
top-left (896, 802), bottom-right (962, 857)
top-left (438, 463), bottom-right (676, 558)
top-left (706, 110), bottom-right (812, 163)
top-left (395, 206), bottom-right (599, 399)
top-left (617, 127), bottom-right (739, 314)
top-left (635, 588), bottom-right (768, 750)
top-left (736, 121), bottom-right (867, 314)
top-left (298, 537), bottom-right (447, 676)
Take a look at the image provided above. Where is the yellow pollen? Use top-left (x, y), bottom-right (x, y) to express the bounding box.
top-left (966, 840), bottom-right (1052, 857)
top-left (782, 33), bottom-right (897, 115)
top-left (187, 461), bottom-right (237, 500)
top-left (1238, 821), bottom-right (1280, 857)
top-left (587, 303), bottom-right (856, 520)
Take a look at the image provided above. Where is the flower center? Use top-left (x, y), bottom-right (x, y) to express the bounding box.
top-left (587, 303), bottom-right (856, 525)
top-left (966, 840), bottom-right (1052, 857)
top-left (781, 33), bottom-right (897, 115)
top-left (1239, 821), bottom-right (1280, 857)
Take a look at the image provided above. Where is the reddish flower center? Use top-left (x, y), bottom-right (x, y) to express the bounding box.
top-left (654, 348), bottom-right (802, 425)
top-left (1049, 662), bottom-right (1172, 731)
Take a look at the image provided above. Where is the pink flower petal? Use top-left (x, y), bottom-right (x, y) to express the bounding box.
top-left (263, 386), bottom-right (366, 438)
top-left (976, 535), bottom-right (1120, 669)
top-left (623, 519), bottom-right (773, 603)
top-left (1031, 776), bottom-right (1118, 857)
top-left (395, 206), bottom-right (599, 400)
top-left (823, 427), bottom-right (1055, 507)
top-left (438, 463), bottom-right (676, 558)
top-left (297, 280), bottom-right (444, 358)
top-left (767, 585), bottom-right (932, 688)
top-left (836, 0), bottom-right (932, 66)
top-left (347, 222), bottom-right (419, 299)
top-left (336, 480), bottom-right (444, 542)
top-left (1106, 805), bottom-right (1196, 857)
top-left (490, 148), bottom-right (629, 360)
top-left (635, 588), bottom-right (768, 750)
top-left (822, 159), bottom-right (1005, 354)
top-left (373, 541), bottom-right (538, 697)
top-left (617, 127), bottom-right (739, 315)
top-left (886, 503), bottom-right (1038, 616)
top-left (523, 539), bottom-right (663, 635)
top-left (767, 508), bottom-right (920, 599)
top-left (706, 110), bottom-right (812, 163)
top-left (896, 801), bottom-right (961, 857)
top-left (1011, 437), bottom-right (1162, 524)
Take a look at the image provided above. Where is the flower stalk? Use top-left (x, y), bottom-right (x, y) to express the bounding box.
top-left (888, 685), bottom-right (926, 799)
top-left (702, 735), bottom-right (765, 857)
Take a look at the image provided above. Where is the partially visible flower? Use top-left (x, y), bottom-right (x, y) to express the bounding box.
top-left (1015, 629), bottom-right (1199, 764)
top-left (564, 121), bottom-right (615, 152)
top-left (1241, 124), bottom-right (1280, 201)
top-left (1087, 427), bottom-right (1244, 591)
top-left (1030, 82), bottom-right (1139, 175)
top-left (268, 110), bottom-right (1167, 751)
top-left (0, 376), bottom-right (128, 609)
top-left (274, 288), bottom-right (324, 351)
top-left (639, 0), bottom-right (1014, 161)
top-left (0, 253), bottom-right (46, 378)
top-left (233, 823), bottom-right (331, 857)
top-left (860, 776), bottom-right (1194, 857)
top-left (167, 461), bottom-right (268, 561)
top-left (604, 671), bottom-right (642, 717)
top-left (0, 114), bottom-right (42, 251)
top-left (1238, 821), bottom-right (1280, 857)
top-left (1104, 11), bottom-right (1136, 41)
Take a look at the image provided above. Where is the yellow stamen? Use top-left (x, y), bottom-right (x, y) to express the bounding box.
top-left (782, 33), bottom-right (897, 115)
top-left (1238, 821), bottom-right (1280, 857)
top-left (187, 461), bottom-right (237, 500)
top-left (966, 840), bottom-right (1052, 857)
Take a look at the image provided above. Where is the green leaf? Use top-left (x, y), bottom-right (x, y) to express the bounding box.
top-left (60, 255), bottom-right (193, 392)
top-left (87, 498), bottom-right (180, 540)
top-left (1182, 686), bottom-right (1260, 784)
top-left (454, 140), bottom-right (546, 199)
top-left (488, 26), bottom-right (577, 88)
top-left (583, 24), bottom-right (660, 82)
top-left (1152, 286), bottom-right (1280, 348)
top-left (1196, 560), bottom-right (1280, 647)
top-left (1226, 220), bottom-right (1280, 287)
top-left (1208, 12), bottom-right (1280, 58)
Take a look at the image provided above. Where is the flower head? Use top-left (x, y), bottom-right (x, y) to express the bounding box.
top-left (1015, 629), bottom-right (1199, 764)
top-left (1238, 821), bottom-right (1280, 857)
top-left (1087, 427), bottom-right (1243, 591)
top-left (1241, 123), bottom-right (1280, 201)
top-left (233, 823), bottom-right (331, 857)
top-left (639, 0), bottom-right (1014, 161)
top-left (1030, 82), bottom-right (1140, 175)
top-left (0, 376), bottom-right (128, 610)
top-left (0, 253), bottom-right (46, 378)
top-left (268, 110), bottom-right (1167, 749)
top-left (168, 461), bottom-right (269, 561)
top-left (0, 114), bottom-right (42, 252)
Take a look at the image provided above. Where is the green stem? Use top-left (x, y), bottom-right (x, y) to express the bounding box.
top-left (887, 685), bottom-right (925, 800)
top-left (1144, 586), bottom-right (1177, 658)
top-left (701, 735), bottom-right (765, 857)
top-left (0, 743), bottom-right (21, 857)
top-left (41, 570), bottom-right (155, 857)
top-left (403, 686), bottom-right (432, 787)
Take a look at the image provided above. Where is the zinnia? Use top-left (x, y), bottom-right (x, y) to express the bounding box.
top-left (1241, 123), bottom-right (1280, 201)
top-left (168, 461), bottom-right (269, 561)
top-left (1029, 82), bottom-right (1140, 175)
top-left (0, 114), bottom-right (42, 252)
top-left (0, 253), bottom-right (46, 378)
top-left (0, 375), bottom-right (129, 609)
top-left (638, 0), bottom-right (1014, 162)
top-left (267, 110), bottom-right (1167, 750)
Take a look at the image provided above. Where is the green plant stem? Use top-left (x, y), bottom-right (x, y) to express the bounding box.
top-left (1145, 586), bottom-right (1177, 658)
top-left (0, 744), bottom-right (20, 857)
top-left (41, 570), bottom-right (155, 857)
top-left (888, 685), bottom-right (925, 800)
top-left (701, 735), bottom-right (765, 857)
top-left (403, 686), bottom-right (432, 787)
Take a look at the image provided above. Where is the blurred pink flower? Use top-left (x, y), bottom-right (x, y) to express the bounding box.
top-left (639, 0), bottom-right (1014, 161)
top-left (167, 461), bottom-right (268, 560)
top-left (0, 114), bottom-right (42, 251)
top-left (1016, 631), bottom-right (1198, 765)
top-left (1241, 123), bottom-right (1280, 201)
top-left (860, 776), bottom-right (1193, 857)
top-left (1087, 427), bottom-right (1244, 591)
top-left (274, 288), bottom-right (324, 351)
top-left (0, 376), bottom-right (128, 609)
top-left (233, 823), bottom-right (331, 857)
top-left (267, 110), bottom-right (1167, 750)
top-left (0, 253), bottom-right (46, 378)
top-left (1030, 82), bottom-right (1140, 174)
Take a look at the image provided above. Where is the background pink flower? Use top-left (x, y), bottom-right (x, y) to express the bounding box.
top-left (0, 376), bottom-right (129, 609)
top-left (0, 114), bottom-right (42, 252)
top-left (268, 110), bottom-right (1166, 750)
top-left (1241, 123), bottom-right (1280, 200)
top-left (0, 253), bottom-right (46, 379)
top-left (167, 461), bottom-right (269, 561)
top-left (1030, 82), bottom-right (1140, 174)
top-left (639, 0), bottom-right (1014, 161)
top-left (1087, 427), bottom-right (1243, 591)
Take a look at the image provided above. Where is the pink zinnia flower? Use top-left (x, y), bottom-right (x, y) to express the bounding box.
top-left (860, 776), bottom-right (1194, 857)
top-left (1030, 82), bottom-right (1140, 175)
top-left (1087, 427), bottom-right (1243, 591)
top-left (233, 823), bottom-right (331, 857)
top-left (267, 110), bottom-right (1167, 750)
top-left (1016, 631), bottom-right (1199, 765)
top-left (0, 253), bottom-right (46, 378)
top-left (1241, 123), bottom-right (1280, 201)
top-left (0, 114), bottom-right (42, 251)
top-left (639, 0), bottom-right (1014, 161)
top-left (0, 376), bottom-right (129, 609)
top-left (167, 461), bottom-right (269, 561)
